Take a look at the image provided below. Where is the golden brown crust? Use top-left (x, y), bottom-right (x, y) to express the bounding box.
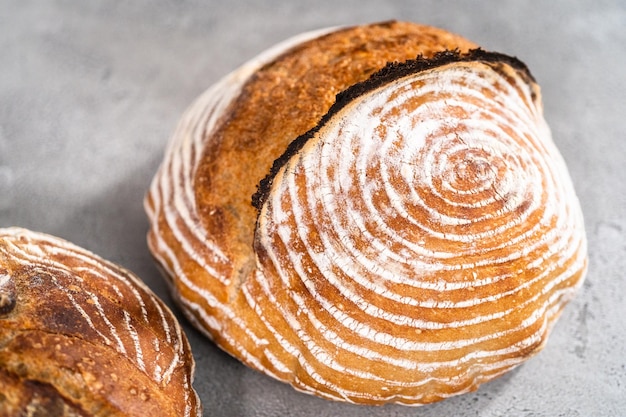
top-left (252, 48), bottom-right (538, 210)
top-left (146, 20), bottom-right (587, 405)
top-left (0, 368), bottom-right (91, 417)
top-left (0, 228), bottom-right (201, 416)
top-left (192, 21), bottom-right (478, 293)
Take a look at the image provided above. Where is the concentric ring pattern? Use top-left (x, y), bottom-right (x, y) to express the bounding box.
top-left (145, 22), bottom-right (587, 406)
top-left (253, 57), bottom-right (587, 403)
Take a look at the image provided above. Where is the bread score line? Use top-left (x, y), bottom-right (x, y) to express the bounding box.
top-left (145, 21), bottom-right (587, 405)
top-left (0, 227), bottom-right (201, 416)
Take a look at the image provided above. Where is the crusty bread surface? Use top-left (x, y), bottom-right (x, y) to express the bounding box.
top-left (145, 21), bottom-right (587, 405)
top-left (0, 228), bottom-right (201, 416)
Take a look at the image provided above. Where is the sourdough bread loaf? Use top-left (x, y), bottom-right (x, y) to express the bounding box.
top-left (0, 228), bottom-right (201, 416)
top-left (145, 21), bottom-right (587, 405)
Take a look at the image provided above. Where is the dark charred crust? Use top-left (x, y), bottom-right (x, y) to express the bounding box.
top-left (337, 48), bottom-right (535, 107)
top-left (251, 48), bottom-right (536, 211)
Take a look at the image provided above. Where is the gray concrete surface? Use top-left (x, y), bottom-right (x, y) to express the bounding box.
top-left (1, 1), bottom-right (624, 416)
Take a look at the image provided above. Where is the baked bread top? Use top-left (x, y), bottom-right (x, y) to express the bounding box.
top-left (146, 21), bottom-right (587, 405)
top-left (0, 227), bottom-right (201, 416)
top-left (147, 21), bottom-right (477, 299)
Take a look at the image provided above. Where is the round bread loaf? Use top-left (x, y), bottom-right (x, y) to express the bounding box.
top-left (145, 21), bottom-right (587, 405)
top-left (0, 228), bottom-right (201, 416)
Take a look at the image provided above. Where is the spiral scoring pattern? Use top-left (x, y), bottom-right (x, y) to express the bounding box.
top-left (145, 24), bottom-right (587, 406)
top-left (253, 59), bottom-right (587, 403)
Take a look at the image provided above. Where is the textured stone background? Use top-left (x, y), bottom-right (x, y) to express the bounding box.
top-left (1, 1), bottom-right (624, 416)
